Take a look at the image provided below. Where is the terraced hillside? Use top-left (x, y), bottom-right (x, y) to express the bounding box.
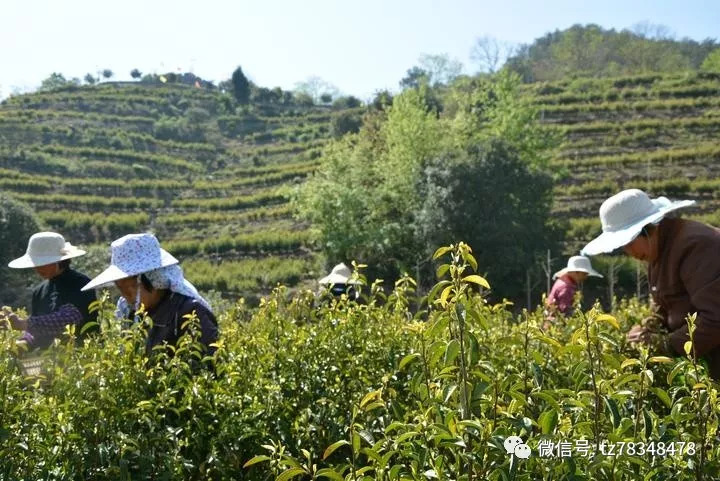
top-left (1, 73), bottom-right (719, 302)
top-left (0, 82), bottom-right (352, 301)
top-left (532, 72), bottom-right (720, 254)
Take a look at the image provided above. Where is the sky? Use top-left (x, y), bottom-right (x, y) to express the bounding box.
top-left (2, 0), bottom-right (718, 100)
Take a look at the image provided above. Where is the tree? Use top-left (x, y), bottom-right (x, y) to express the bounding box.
top-left (319, 93), bottom-right (333, 104)
top-left (298, 73), bottom-right (559, 297)
top-left (330, 110), bottom-right (362, 138)
top-left (294, 76), bottom-right (339, 103)
top-left (416, 141), bottom-right (558, 297)
top-left (332, 95), bottom-right (362, 109)
top-left (701, 48), bottom-right (720, 71)
top-left (505, 23), bottom-right (713, 82)
top-left (470, 36), bottom-right (516, 73)
top-left (399, 66), bottom-right (429, 90)
top-left (39, 73), bottom-right (72, 92)
top-left (102, 69), bottom-right (114, 80)
top-left (130, 68), bottom-right (142, 79)
top-left (0, 192), bottom-right (42, 304)
top-left (231, 66), bottom-right (250, 105)
top-left (418, 53), bottom-right (463, 85)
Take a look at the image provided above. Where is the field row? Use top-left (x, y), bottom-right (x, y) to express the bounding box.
top-left (164, 228), bottom-right (314, 257)
top-left (540, 97), bottom-right (720, 123)
top-left (0, 166), bottom-right (312, 198)
top-left (532, 82), bottom-right (720, 106)
top-left (552, 142), bottom-right (720, 169)
top-left (526, 71), bottom-right (720, 96)
top-left (183, 255), bottom-right (322, 295)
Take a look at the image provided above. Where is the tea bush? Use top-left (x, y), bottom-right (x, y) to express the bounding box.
top-left (1, 243), bottom-right (719, 480)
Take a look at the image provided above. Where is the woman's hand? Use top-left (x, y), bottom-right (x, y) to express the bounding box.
top-left (627, 324), bottom-right (652, 344)
top-left (0, 306), bottom-right (28, 331)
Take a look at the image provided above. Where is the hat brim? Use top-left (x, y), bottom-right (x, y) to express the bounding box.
top-left (8, 246), bottom-right (86, 269)
top-left (81, 249), bottom-right (178, 291)
top-left (553, 267), bottom-right (604, 279)
top-left (318, 273), bottom-right (359, 285)
top-left (581, 199), bottom-right (695, 256)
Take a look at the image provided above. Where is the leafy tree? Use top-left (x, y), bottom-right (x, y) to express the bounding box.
top-left (330, 111), bottom-right (363, 138)
top-left (332, 95), bottom-right (362, 109)
top-left (293, 92), bottom-right (315, 107)
top-left (399, 66), bottom-right (429, 90)
top-left (231, 66), bottom-right (250, 105)
top-left (416, 140), bottom-right (558, 296)
top-left (130, 68), bottom-right (142, 79)
top-left (701, 48), bottom-right (720, 71)
top-left (370, 90), bottom-right (394, 110)
top-left (0, 192), bottom-right (42, 304)
top-left (298, 73), bottom-right (558, 296)
top-left (102, 69), bottom-right (114, 80)
top-left (319, 93), bottom-right (333, 104)
top-left (39, 72), bottom-right (73, 92)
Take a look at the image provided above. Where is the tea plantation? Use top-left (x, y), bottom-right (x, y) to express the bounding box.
top-left (0, 244), bottom-right (717, 479)
top-left (2, 73), bottom-right (720, 303)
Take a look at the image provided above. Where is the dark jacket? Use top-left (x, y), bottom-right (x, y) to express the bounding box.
top-left (649, 218), bottom-right (720, 378)
top-left (140, 292), bottom-right (219, 356)
top-left (29, 268), bottom-right (98, 348)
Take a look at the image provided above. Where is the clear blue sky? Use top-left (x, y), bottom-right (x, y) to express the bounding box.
top-left (2, 0), bottom-right (718, 100)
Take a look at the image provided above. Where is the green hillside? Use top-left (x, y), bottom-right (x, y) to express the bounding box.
top-left (1, 72), bottom-right (720, 302)
top-left (0, 81), bottom-right (342, 301)
top-left (535, 72), bottom-right (720, 252)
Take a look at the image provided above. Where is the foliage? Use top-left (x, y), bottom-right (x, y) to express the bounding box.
top-left (294, 76), bottom-right (340, 104)
top-left (231, 66), bottom-right (250, 105)
top-left (399, 66), bottom-right (429, 90)
top-left (416, 141), bottom-right (559, 298)
top-left (330, 111), bottom-right (363, 138)
top-left (38, 73), bottom-right (77, 92)
top-left (0, 192), bottom-right (43, 304)
top-left (1, 246), bottom-right (719, 479)
top-left (506, 24), bottom-right (719, 82)
top-left (299, 73), bottom-right (558, 295)
top-left (701, 49), bottom-right (720, 72)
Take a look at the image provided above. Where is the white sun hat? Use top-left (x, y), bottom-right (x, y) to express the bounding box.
top-left (581, 188), bottom-right (695, 256)
top-left (318, 263), bottom-right (358, 285)
top-left (8, 232), bottom-right (86, 269)
top-left (553, 255), bottom-right (603, 279)
top-left (82, 233), bottom-right (178, 291)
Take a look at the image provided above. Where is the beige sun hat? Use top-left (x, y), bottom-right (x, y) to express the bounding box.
top-left (318, 263), bottom-right (359, 285)
top-left (581, 189), bottom-right (695, 256)
top-left (8, 232), bottom-right (86, 269)
top-left (553, 255), bottom-right (603, 279)
top-left (81, 233), bottom-right (178, 291)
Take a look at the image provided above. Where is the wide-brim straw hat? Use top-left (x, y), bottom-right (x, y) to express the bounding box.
top-left (319, 263), bottom-right (359, 285)
top-left (553, 255), bottom-right (603, 279)
top-left (581, 189), bottom-right (695, 256)
top-left (82, 233), bottom-right (178, 291)
top-left (8, 232), bottom-right (86, 269)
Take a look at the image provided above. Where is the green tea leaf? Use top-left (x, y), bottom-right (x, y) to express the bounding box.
top-left (243, 455), bottom-right (271, 468)
top-left (277, 468), bottom-right (306, 481)
top-left (323, 440), bottom-right (350, 460)
top-left (463, 275), bottom-right (490, 289)
top-left (539, 409), bottom-right (558, 434)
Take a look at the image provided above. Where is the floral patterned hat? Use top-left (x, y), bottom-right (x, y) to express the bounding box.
top-left (81, 233), bottom-right (178, 291)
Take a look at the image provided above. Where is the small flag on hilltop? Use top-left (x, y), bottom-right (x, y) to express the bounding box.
top-left (159, 75), bottom-right (167, 83)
